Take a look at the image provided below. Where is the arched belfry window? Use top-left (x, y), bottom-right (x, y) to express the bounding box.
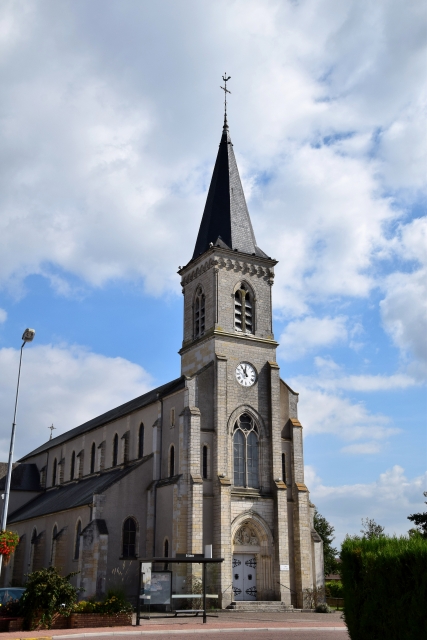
top-left (194, 286), bottom-right (205, 338)
top-left (233, 413), bottom-right (259, 488)
top-left (234, 283), bottom-right (254, 334)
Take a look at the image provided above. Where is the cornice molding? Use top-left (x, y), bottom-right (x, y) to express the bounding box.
top-left (179, 248), bottom-right (276, 288)
top-left (179, 328), bottom-right (278, 355)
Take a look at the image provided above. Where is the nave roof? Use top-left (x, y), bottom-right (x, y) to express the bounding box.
top-left (8, 457), bottom-right (150, 524)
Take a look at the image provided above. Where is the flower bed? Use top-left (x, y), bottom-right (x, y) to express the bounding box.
top-left (69, 612), bottom-right (132, 628)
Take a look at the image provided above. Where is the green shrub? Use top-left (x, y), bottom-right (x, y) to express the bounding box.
top-left (325, 580), bottom-right (344, 598)
top-left (20, 566), bottom-right (81, 629)
top-left (73, 595), bottom-right (132, 615)
top-left (341, 535), bottom-right (427, 640)
top-left (316, 602), bottom-right (331, 613)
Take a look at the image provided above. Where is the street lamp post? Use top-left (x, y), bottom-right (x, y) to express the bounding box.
top-left (0, 328), bottom-right (35, 578)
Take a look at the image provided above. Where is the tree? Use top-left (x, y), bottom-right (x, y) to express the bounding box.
top-left (313, 508), bottom-right (339, 575)
top-left (407, 491), bottom-right (427, 538)
top-left (360, 517), bottom-right (385, 539)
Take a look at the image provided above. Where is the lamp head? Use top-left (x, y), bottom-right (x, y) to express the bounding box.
top-left (22, 328), bottom-right (35, 342)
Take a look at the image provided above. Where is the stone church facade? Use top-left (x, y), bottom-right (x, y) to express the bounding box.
top-left (0, 117), bottom-right (324, 608)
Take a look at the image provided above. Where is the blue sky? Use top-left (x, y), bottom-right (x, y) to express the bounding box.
top-left (0, 0), bottom-right (426, 545)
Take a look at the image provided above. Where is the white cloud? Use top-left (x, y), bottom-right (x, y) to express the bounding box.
top-left (0, 344), bottom-right (152, 460)
top-left (279, 315), bottom-right (348, 360)
top-left (300, 358), bottom-right (419, 391)
top-left (293, 379), bottom-right (400, 450)
top-left (0, 308), bottom-right (6, 323)
top-left (0, 0), bottom-right (423, 317)
top-left (377, 100), bottom-right (427, 191)
top-left (380, 216), bottom-right (427, 376)
top-left (306, 464), bottom-right (427, 545)
top-left (340, 442), bottom-right (382, 455)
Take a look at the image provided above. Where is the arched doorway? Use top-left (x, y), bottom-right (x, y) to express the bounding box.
top-left (231, 516), bottom-right (274, 601)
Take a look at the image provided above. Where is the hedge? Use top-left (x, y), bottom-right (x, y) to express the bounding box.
top-left (341, 535), bottom-right (427, 640)
top-left (325, 580), bottom-right (343, 598)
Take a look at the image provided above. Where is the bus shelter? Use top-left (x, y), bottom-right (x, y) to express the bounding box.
top-left (136, 555), bottom-right (224, 624)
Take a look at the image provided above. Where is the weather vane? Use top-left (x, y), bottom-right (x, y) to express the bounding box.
top-left (220, 73), bottom-right (231, 127)
top-left (48, 423), bottom-right (56, 440)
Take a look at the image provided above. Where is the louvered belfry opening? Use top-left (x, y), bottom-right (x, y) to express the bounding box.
top-left (194, 286), bottom-right (205, 338)
top-left (234, 284), bottom-right (253, 334)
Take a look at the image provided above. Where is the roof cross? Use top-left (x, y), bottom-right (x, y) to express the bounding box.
top-left (220, 73), bottom-right (231, 128)
top-left (48, 423), bottom-right (56, 440)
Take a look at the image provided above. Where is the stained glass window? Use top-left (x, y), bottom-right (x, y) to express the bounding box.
top-left (233, 414), bottom-right (259, 488)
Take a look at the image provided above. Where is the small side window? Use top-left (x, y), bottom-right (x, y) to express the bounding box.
top-left (169, 445), bottom-right (175, 477)
top-left (112, 434), bottom-right (119, 467)
top-left (281, 453), bottom-right (286, 484)
top-left (138, 423), bottom-right (145, 458)
top-left (90, 443), bottom-right (96, 474)
top-left (74, 520), bottom-right (82, 560)
top-left (202, 445), bottom-right (208, 479)
top-left (70, 451), bottom-right (75, 480)
top-left (52, 459), bottom-right (57, 486)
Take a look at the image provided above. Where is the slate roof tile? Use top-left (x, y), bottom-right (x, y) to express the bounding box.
top-left (8, 458), bottom-right (151, 523)
top-left (192, 123), bottom-right (267, 260)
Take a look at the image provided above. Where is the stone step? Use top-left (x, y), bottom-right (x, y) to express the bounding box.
top-left (226, 601), bottom-right (293, 612)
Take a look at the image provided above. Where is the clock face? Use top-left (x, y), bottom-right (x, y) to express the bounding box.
top-left (235, 362), bottom-right (257, 387)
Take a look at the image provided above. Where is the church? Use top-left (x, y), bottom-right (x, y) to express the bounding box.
top-left (0, 111), bottom-right (324, 609)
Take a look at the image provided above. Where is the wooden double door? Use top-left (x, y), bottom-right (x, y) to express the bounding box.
top-left (232, 554), bottom-right (257, 601)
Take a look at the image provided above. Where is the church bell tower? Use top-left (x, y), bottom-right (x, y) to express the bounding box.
top-left (177, 97), bottom-right (317, 607)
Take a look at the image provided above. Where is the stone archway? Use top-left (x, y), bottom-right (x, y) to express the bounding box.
top-left (231, 514), bottom-right (274, 601)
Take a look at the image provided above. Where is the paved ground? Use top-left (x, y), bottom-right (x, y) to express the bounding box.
top-left (0, 611), bottom-right (349, 639)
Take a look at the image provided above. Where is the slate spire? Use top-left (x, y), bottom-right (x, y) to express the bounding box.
top-left (192, 120), bottom-right (267, 260)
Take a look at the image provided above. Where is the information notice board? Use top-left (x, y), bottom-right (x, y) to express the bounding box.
top-left (150, 571), bottom-right (171, 605)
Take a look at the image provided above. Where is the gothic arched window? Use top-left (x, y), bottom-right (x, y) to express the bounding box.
top-left (233, 413), bottom-right (259, 488)
top-left (90, 443), bottom-right (96, 474)
top-left (70, 451), bottom-right (75, 480)
top-left (194, 286), bottom-right (205, 338)
top-left (169, 445), bottom-right (175, 477)
top-left (281, 452), bottom-right (286, 484)
top-left (52, 459), bottom-right (57, 486)
top-left (164, 538), bottom-right (169, 558)
top-left (122, 517), bottom-right (137, 558)
top-left (112, 434), bottom-right (119, 467)
top-left (234, 284), bottom-right (254, 334)
top-left (74, 520), bottom-right (82, 560)
top-left (138, 423), bottom-right (144, 458)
